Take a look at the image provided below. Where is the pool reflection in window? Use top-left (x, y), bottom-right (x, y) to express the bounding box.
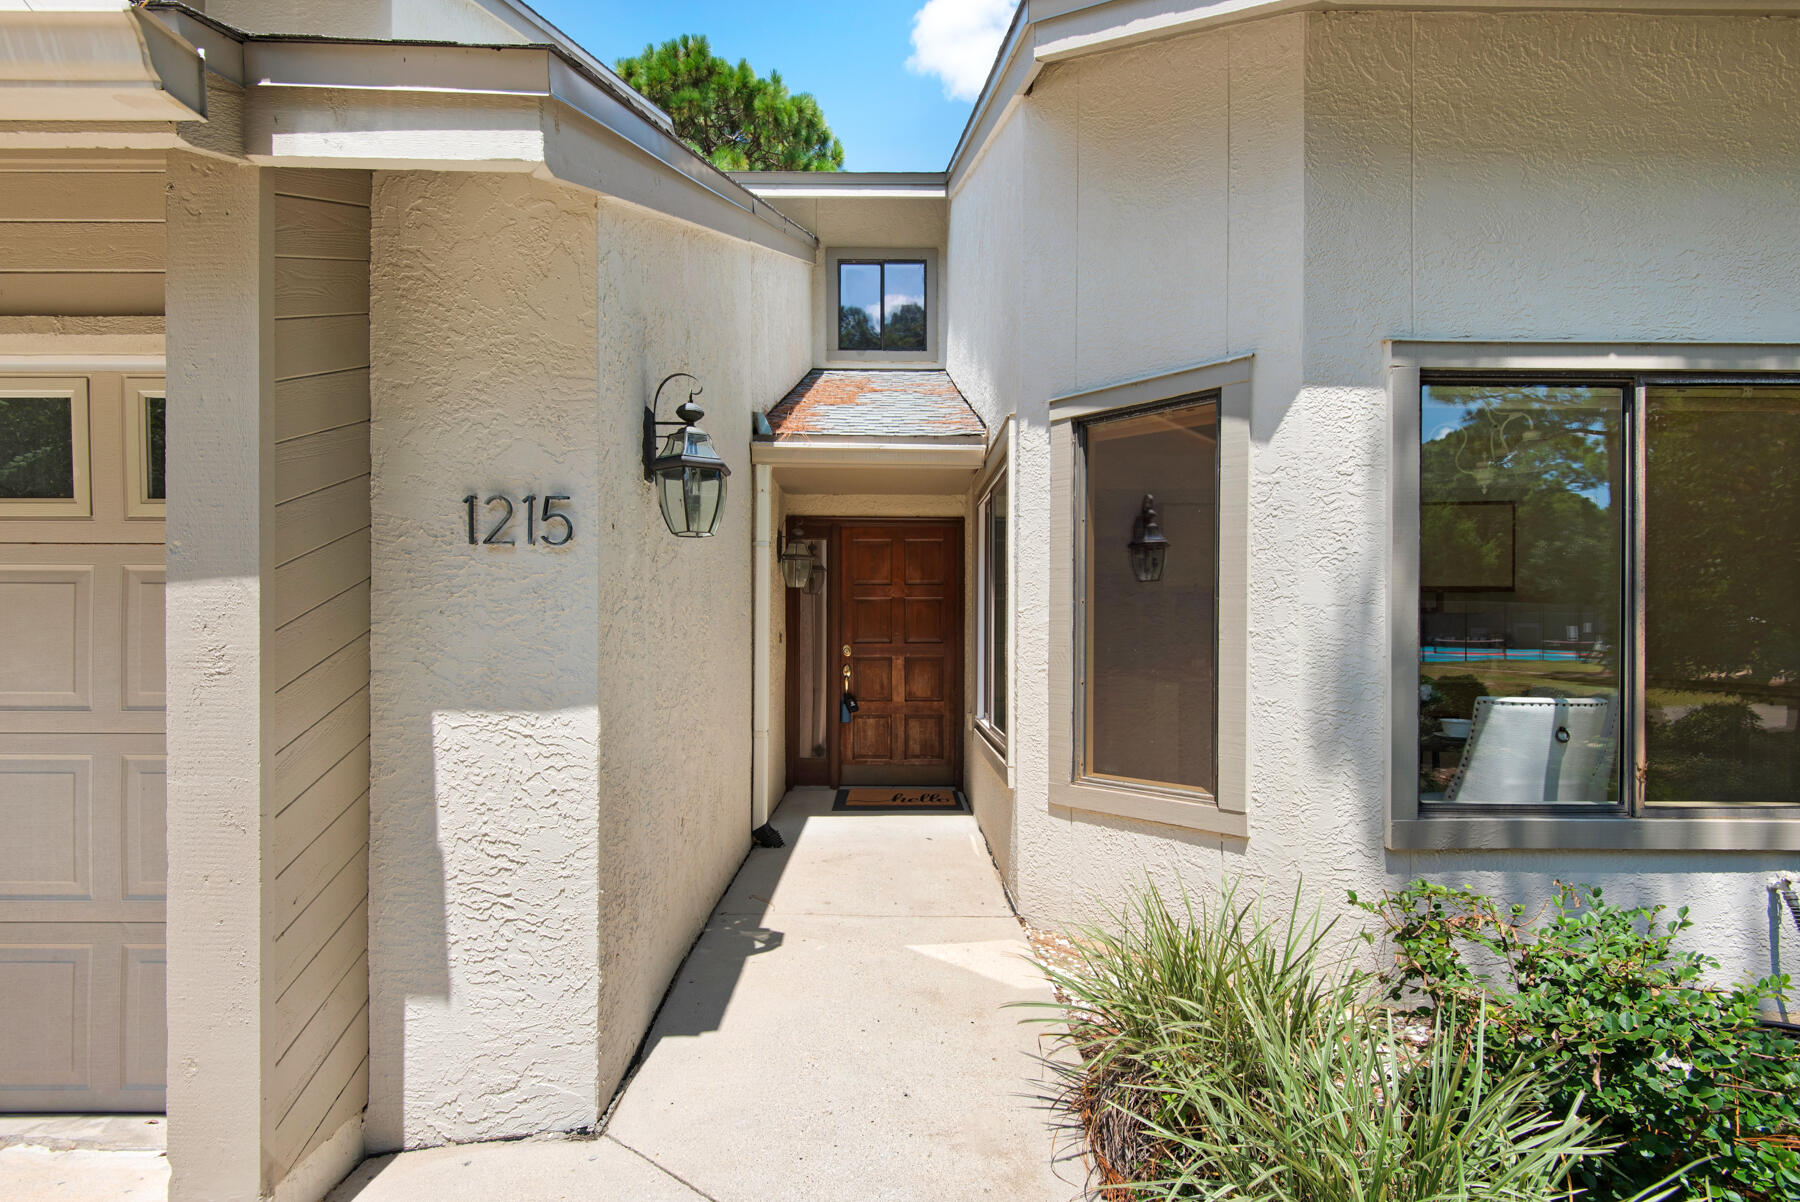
top-left (1418, 384), bottom-right (1624, 806)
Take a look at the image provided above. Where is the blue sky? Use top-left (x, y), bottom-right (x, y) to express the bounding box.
top-left (524, 0), bottom-right (1012, 171)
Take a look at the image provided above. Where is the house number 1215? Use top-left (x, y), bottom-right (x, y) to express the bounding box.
top-left (462, 493), bottom-right (573, 546)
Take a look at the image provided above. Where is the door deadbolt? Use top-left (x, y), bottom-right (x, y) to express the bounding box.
top-left (842, 644), bottom-right (851, 656)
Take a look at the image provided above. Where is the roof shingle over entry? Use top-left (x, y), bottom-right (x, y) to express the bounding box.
top-left (762, 369), bottom-right (986, 441)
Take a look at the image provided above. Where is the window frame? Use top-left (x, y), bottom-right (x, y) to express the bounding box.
top-left (1389, 342), bottom-right (1800, 852)
top-left (825, 247), bottom-right (939, 366)
top-left (1049, 355), bottom-right (1251, 836)
top-left (122, 377), bottom-right (166, 520)
top-left (0, 376), bottom-right (92, 519)
top-left (974, 422), bottom-right (1012, 760)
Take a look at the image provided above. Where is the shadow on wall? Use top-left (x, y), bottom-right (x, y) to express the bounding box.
top-left (614, 807), bottom-right (798, 1063)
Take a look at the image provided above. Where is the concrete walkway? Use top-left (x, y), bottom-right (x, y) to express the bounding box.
top-left (331, 787), bottom-right (1076, 1202)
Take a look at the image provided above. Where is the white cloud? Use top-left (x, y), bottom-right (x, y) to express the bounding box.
top-left (884, 292), bottom-right (924, 312)
top-left (906, 0), bottom-right (1018, 103)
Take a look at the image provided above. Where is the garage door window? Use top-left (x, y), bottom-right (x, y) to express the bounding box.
top-left (125, 381), bottom-right (166, 517)
top-left (0, 379), bottom-right (89, 518)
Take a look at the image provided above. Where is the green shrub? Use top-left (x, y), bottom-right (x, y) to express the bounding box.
top-left (1355, 880), bottom-right (1800, 1202)
top-left (1028, 882), bottom-right (1644, 1201)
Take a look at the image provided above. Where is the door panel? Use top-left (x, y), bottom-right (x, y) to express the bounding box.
top-left (0, 371), bottom-right (165, 1112)
top-left (836, 522), bottom-right (961, 787)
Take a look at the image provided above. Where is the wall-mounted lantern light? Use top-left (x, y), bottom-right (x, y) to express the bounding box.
top-left (644, 373), bottom-right (731, 538)
top-left (1128, 493), bottom-right (1169, 583)
top-left (778, 531), bottom-right (817, 590)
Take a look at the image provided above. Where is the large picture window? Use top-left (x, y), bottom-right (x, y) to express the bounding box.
top-left (1081, 398), bottom-right (1219, 795)
top-left (977, 469), bottom-right (1008, 743)
top-left (1417, 377), bottom-right (1799, 813)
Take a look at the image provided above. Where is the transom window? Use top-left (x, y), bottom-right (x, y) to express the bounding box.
top-left (1417, 377), bottom-right (1800, 814)
top-left (836, 259), bottom-right (926, 352)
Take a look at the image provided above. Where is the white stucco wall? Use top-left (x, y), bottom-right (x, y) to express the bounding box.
top-left (759, 195), bottom-right (949, 370)
top-left (368, 170), bottom-right (810, 1150)
top-left (949, 11), bottom-right (1800, 987)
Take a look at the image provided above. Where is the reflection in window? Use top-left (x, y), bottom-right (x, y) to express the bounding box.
top-left (1083, 399), bottom-right (1217, 793)
top-left (0, 396), bottom-right (76, 499)
top-left (1645, 386), bottom-right (1800, 804)
top-left (836, 260), bottom-right (926, 352)
top-left (145, 395), bottom-right (166, 501)
top-left (980, 473), bottom-right (1007, 736)
top-left (1418, 384), bottom-right (1624, 806)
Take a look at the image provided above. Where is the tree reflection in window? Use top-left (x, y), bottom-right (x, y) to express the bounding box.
top-left (1418, 384), bottom-right (1624, 804)
top-left (836, 260), bottom-right (925, 352)
top-left (1645, 386), bottom-right (1800, 804)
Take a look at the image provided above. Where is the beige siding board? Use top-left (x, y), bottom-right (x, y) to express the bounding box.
top-left (274, 315), bottom-right (370, 381)
top-left (273, 475), bottom-right (370, 566)
top-left (274, 897), bottom-right (366, 1044)
top-left (271, 169), bottom-right (371, 208)
top-left (273, 369), bottom-right (370, 443)
top-left (270, 530), bottom-right (371, 627)
top-left (274, 195), bottom-right (371, 261)
top-left (274, 258), bottom-right (369, 319)
top-left (271, 951), bottom-right (368, 1122)
top-left (272, 1052), bottom-right (368, 1184)
top-left (5, 173), bottom-right (165, 220)
top-left (0, 272), bottom-right (162, 316)
top-left (275, 423), bottom-right (371, 505)
top-left (271, 799), bottom-right (367, 940)
top-left (269, 1011), bottom-right (368, 1172)
top-left (271, 689), bottom-right (369, 815)
top-left (273, 741), bottom-right (370, 869)
top-left (0, 222), bottom-right (163, 271)
top-left (271, 634), bottom-right (371, 753)
top-left (271, 581), bottom-right (370, 690)
top-left (271, 847), bottom-right (367, 998)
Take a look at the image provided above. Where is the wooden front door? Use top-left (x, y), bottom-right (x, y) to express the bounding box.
top-left (837, 522), bottom-right (962, 786)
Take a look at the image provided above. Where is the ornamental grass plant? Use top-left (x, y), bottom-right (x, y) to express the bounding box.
top-left (1028, 881), bottom-right (1685, 1202)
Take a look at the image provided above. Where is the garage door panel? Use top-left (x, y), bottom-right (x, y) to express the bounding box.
top-left (0, 924), bottom-right (163, 1111)
top-left (120, 942), bottom-right (166, 1093)
top-left (121, 567), bottom-right (165, 711)
top-left (0, 941), bottom-right (91, 1090)
top-left (0, 566), bottom-right (92, 710)
top-left (122, 756), bottom-right (165, 901)
top-left (0, 756), bottom-right (92, 899)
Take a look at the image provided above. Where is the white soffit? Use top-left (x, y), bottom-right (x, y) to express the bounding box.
top-left (0, 6), bottom-right (205, 121)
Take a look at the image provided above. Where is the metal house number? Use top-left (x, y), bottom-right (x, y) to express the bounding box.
top-left (462, 493), bottom-right (573, 547)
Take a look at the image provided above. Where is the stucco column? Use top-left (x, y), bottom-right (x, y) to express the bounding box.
top-left (163, 153), bottom-right (273, 1202)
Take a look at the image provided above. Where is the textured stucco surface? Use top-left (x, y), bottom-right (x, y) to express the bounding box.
top-left (368, 170), bottom-right (810, 1151)
top-left (948, 11), bottom-right (1800, 988)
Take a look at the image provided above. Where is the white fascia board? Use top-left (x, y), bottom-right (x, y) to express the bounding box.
top-left (731, 171), bottom-right (947, 200)
top-left (0, 7), bottom-right (204, 121)
top-left (1034, 0), bottom-right (1800, 62)
top-left (751, 440), bottom-right (987, 469)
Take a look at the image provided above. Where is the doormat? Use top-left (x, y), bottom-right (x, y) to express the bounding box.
top-left (832, 787), bottom-right (968, 813)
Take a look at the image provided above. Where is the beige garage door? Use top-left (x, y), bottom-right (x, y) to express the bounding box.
top-left (0, 371), bottom-right (165, 1112)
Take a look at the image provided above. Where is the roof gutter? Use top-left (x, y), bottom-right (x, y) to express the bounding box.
top-left (0, 5), bottom-right (205, 122)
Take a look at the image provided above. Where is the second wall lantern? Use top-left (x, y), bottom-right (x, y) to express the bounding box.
top-left (644, 373), bottom-right (731, 538)
top-left (1128, 493), bottom-right (1170, 583)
